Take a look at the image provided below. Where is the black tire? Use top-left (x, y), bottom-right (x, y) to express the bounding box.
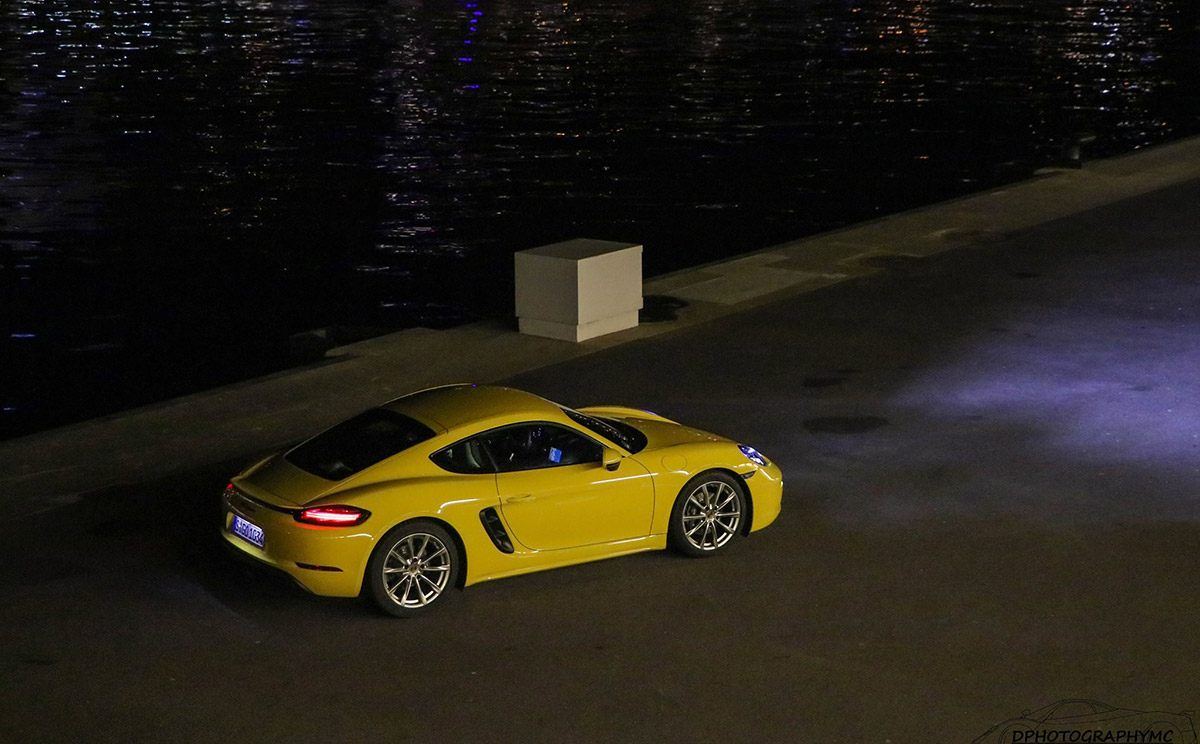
top-left (366, 520), bottom-right (461, 617)
top-left (668, 470), bottom-right (746, 557)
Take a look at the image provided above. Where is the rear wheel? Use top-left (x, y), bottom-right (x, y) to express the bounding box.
top-left (668, 471), bottom-right (745, 557)
top-left (366, 520), bottom-right (460, 617)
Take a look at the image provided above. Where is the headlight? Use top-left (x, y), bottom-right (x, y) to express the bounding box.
top-left (738, 444), bottom-right (768, 467)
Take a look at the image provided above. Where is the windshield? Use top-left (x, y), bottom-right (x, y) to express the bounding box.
top-left (287, 409), bottom-right (436, 480)
top-left (563, 408), bottom-right (648, 454)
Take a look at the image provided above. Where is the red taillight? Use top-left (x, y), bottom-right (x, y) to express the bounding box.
top-left (295, 505), bottom-right (370, 526)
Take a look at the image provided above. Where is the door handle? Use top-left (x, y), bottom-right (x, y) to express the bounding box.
top-left (503, 493), bottom-right (536, 504)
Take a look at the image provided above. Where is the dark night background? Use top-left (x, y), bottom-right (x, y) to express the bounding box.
top-left (2, 0), bottom-right (1198, 440)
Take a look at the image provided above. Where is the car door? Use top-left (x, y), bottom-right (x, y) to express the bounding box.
top-left (486, 422), bottom-right (654, 551)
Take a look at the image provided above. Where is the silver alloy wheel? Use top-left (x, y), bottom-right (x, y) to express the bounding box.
top-left (382, 531), bottom-right (453, 608)
top-left (680, 479), bottom-right (742, 551)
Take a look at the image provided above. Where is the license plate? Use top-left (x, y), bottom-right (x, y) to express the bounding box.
top-left (231, 514), bottom-right (265, 549)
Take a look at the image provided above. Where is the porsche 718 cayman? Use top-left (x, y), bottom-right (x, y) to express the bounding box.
top-left (221, 384), bottom-right (783, 616)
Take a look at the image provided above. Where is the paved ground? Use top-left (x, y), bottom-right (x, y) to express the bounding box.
top-left (3, 149), bottom-right (1200, 742)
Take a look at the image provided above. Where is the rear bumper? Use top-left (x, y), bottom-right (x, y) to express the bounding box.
top-left (221, 495), bottom-right (373, 597)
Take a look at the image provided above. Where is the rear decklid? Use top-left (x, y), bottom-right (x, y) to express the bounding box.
top-left (235, 454), bottom-right (335, 507)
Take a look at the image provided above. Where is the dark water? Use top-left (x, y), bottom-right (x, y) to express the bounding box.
top-left (2, 0), bottom-right (1198, 439)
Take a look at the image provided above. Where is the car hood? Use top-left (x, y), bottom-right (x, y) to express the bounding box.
top-left (602, 413), bottom-right (730, 452)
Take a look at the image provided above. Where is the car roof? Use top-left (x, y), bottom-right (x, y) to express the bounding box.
top-left (382, 384), bottom-right (566, 435)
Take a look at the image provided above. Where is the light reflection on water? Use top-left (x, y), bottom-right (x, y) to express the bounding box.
top-left (0, 0), bottom-right (1197, 438)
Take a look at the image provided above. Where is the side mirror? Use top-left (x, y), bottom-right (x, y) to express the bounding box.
top-left (602, 447), bottom-right (622, 472)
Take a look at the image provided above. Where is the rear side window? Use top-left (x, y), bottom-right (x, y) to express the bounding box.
top-left (287, 409), bottom-right (436, 481)
top-left (430, 438), bottom-right (494, 474)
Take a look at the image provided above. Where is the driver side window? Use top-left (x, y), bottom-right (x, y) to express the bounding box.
top-left (481, 423), bottom-right (602, 472)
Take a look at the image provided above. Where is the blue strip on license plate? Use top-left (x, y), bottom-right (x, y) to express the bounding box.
top-left (231, 514), bottom-right (265, 549)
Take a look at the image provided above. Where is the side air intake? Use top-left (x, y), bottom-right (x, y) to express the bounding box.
top-left (479, 507), bottom-right (515, 554)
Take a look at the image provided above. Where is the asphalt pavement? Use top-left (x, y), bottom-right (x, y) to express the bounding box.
top-left (3, 141), bottom-right (1200, 743)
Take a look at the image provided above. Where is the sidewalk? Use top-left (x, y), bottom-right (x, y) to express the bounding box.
top-left (3, 135), bottom-right (1200, 521)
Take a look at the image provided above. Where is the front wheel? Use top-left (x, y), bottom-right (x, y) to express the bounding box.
top-left (668, 471), bottom-right (745, 557)
top-left (366, 520), bottom-right (460, 618)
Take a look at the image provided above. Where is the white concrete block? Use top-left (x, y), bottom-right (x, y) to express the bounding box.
top-left (515, 238), bottom-right (643, 342)
top-left (518, 311), bottom-right (641, 343)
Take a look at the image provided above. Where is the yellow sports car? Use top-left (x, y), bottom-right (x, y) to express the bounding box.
top-left (221, 384), bottom-right (783, 616)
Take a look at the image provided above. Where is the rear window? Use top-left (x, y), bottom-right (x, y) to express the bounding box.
top-left (287, 409), bottom-right (436, 481)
